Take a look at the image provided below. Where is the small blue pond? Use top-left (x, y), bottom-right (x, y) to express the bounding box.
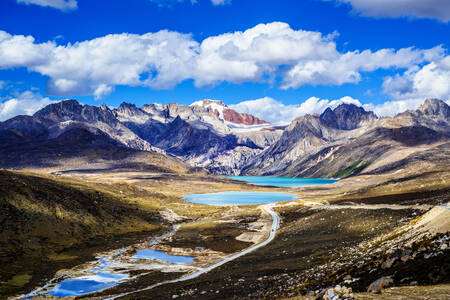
top-left (184, 191), bottom-right (298, 206)
top-left (133, 249), bottom-right (195, 264)
top-left (228, 176), bottom-right (338, 188)
top-left (50, 272), bottom-right (128, 297)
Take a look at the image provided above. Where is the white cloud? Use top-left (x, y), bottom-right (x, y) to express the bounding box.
top-left (194, 22), bottom-right (340, 86)
top-left (0, 30), bottom-right (198, 98)
top-left (17, 0), bottom-right (77, 12)
top-left (0, 22), bottom-right (446, 99)
top-left (332, 0), bottom-right (450, 22)
top-left (230, 96), bottom-right (363, 124)
top-left (282, 46), bottom-right (444, 89)
top-left (0, 91), bottom-right (56, 121)
top-left (0, 31), bottom-right (55, 68)
top-left (383, 55), bottom-right (450, 101)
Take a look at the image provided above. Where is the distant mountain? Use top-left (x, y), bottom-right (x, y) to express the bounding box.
top-left (243, 99), bottom-right (450, 178)
top-left (0, 101), bottom-right (195, 173)
top-left (0, 98), bottom-right (448, 177)
top-left (32, 100), bottom-right (156, 151)
top-left (0, 99), bottom-right (275, 174)
top-left (112, 101), bottom-right (267, 170)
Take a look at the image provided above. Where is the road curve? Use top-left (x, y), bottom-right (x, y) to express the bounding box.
top-left (106, 204), bottom-right (280, 300)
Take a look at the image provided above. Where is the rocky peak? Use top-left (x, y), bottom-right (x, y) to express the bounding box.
top-left (81, 105), bottom-right (116, 124)
top-left (141, 103), bottom-right (170, 121)
top-left (319, 108), bottom-right (338, 129)
top-left (320, 103), bottom-right (377, 130)
top-left (33, 99), bottom-right (118, 126)
top-left (33, 99), bottom-right (83, 125)
top-left (191, 99), bottom-right (270, 126)
top-left (115, 102), bottom-right (148, 119)
top-left (418, 99), bottom-right (450, 120)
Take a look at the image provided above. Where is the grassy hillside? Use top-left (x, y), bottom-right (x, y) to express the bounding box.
top-left (0, 170), bottom-right (169, 297)
top-left (0, 169), bottom-right (249, 298)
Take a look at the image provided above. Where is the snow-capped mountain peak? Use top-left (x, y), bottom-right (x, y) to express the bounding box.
top-left (191, 99), bottom-right (270, 127)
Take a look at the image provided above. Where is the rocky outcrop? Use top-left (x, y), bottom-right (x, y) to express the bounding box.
top-left (222, 108), bottom-right (269, 125)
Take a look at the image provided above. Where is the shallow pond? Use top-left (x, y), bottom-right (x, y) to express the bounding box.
top-left (45, 247), bottom-right (195, 297)
top-left (183, 191), bottom-right (298, 206)
top-left (133, 249), bottom-right (195, 264)
top-left (228, 176), bottom-right (338, 188)
top-left (50, 272), bottom-right (128, 297)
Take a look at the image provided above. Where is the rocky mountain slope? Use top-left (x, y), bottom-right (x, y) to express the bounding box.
top-left (0, 102), bottom-right (195, 173)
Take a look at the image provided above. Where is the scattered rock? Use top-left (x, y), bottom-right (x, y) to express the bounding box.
top-left (367, 276), bottom-right (393, 293)
top-left (401, 255), bottom-right (411, 262)
top-left (381, 257), bottom-right (396, 269)
top-left (321, 286), bottom-right (354, 299)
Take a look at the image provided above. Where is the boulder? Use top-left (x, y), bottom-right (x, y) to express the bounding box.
top-left (367, 276), bottom-right (393, 293)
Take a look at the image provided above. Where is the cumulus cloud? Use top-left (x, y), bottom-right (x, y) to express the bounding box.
top-left (0, 22), bottom-right (446, 99)
top-left (382, 55), bottom-right (450, 102)
top-left (230, 96), bottom-right (363, 124)
top-left (332, 0), bottom-right (450, 22)
top-left (0, 30), bottom-right (198, 98)
top-left (17, 0), bottom-right (78, 11)
top-left (0, 91), bottom-right (56, 121)
top-left (282, 46), bottom-right (443, 88)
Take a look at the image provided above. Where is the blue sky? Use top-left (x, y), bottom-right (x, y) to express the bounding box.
top-left (0, 0), bottom-right (449, 121)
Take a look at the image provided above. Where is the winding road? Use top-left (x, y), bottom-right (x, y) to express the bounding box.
top-left (106, 204), bottom-right (280, 300)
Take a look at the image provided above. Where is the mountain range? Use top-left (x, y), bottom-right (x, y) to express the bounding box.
top-left (0, 98), bottom-right (448, 178)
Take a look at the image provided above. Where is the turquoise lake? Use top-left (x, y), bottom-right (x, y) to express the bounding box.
top-left (183, 191), bottom-right (298, 206)
top-left (228, 176), bottom-right (338, 188)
